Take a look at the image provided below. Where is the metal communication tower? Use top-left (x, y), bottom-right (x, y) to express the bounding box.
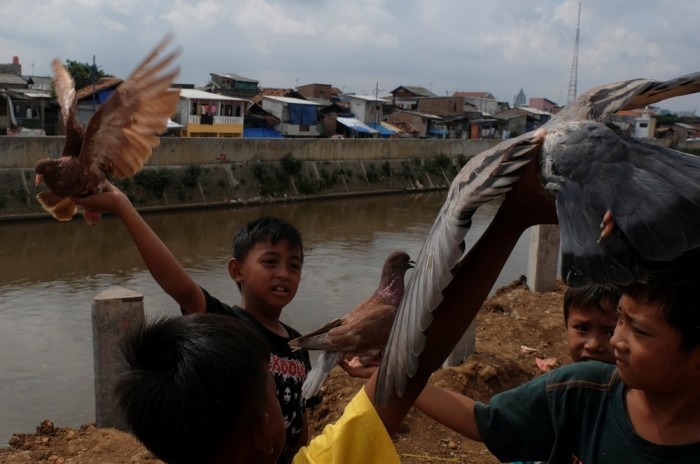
top-left (567, 2), bottom-right (581, 105)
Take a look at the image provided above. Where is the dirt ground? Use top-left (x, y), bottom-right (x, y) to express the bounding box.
top-left (0, 278), bottom-right (570, 464)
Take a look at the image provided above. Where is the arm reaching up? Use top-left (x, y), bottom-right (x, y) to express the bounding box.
top-left (368, 154), bottom-right (557, 436)
top-left (73, 183), bottom-right (205, 314)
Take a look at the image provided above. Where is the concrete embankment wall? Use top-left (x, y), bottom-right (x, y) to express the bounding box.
top-left (0, 136), bottom-right (500, 220)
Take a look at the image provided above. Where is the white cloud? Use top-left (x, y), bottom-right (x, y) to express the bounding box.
top-left (1, 0), bottom-right (698, 112)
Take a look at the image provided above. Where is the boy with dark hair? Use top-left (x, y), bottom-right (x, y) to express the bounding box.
top-left (118, 312), bottom-right (404, 463)
top-left (414, 249), bottom-right (700, 463)
top-left (563, 284), bottom-right (620, 364)
top-left (117, 315), bottom-right (273, 464)
top-left (74, 185), bottom-right (310, 463)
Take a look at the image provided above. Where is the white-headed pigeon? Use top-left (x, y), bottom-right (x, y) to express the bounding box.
top-left (34, 34), bottom-right (181, 224)
top-left (289, 251), bottom-right (414, 400)
top-left (376, 71), bottom-right (700, 405)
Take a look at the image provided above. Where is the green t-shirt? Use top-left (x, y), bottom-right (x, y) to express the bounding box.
top-left (475, 361), bottom-right (700, 463)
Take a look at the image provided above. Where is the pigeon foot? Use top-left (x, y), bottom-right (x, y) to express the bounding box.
top-left (597, 210), bottom-right (615, 243)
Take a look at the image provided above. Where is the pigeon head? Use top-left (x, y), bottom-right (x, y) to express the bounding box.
top-left (387, 251), bottom-right (415, 275)
top-left (34, 158), bottom-right (59, 185)
top-left (377, 251), bottom-right (414, 306)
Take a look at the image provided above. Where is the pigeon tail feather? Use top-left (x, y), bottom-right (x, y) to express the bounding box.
top-left (302, 351), bottom-right (342, 400)
top-left (36, 191), bottom-right (78, 221)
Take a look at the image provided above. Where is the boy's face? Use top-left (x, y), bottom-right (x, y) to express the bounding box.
top-left (230, 239), bottom-right (303, 314)
top-left (566, 301), bottom-right (618, 364)
top-left (611, 294), bottom-right (693, 392)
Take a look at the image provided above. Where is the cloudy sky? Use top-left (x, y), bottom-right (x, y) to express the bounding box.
top-left (2, 0), bottom-right (699, 112)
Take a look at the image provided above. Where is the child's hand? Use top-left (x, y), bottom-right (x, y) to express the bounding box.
top-left (340, 355), bottom-right (378, 379)
top-left (72, 182), bottom-right (131, 215)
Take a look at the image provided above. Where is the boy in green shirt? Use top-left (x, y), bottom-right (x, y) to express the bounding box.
top-left (413, 249), bottom-right (700, 463)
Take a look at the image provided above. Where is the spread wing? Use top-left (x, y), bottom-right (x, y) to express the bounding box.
top-left (79, 33), bottom-right (181, 182)
top-left (556, 71), bottom-right (700, 123)
top-left (547, 121), bottom-right (700, 286)
top-left (375, 133), bottom-right (541, 405)
top-left (51, 59), bottom-right (84, 156)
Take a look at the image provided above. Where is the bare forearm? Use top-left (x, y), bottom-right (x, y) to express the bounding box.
top-left (413, 384), bottom-right (481, 441)
top-left (416, 207), bottom-right (528, 376)
top-left (113, 196), bottom-right (204, 313)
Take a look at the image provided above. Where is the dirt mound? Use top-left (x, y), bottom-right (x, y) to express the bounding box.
top-left (0, 279), bottom-right (568, 464)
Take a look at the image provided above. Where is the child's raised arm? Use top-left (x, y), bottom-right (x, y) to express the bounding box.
top-left (365, 156), bottom-right (558, 436)
top-left (73, 183), bottom-right (205, 314)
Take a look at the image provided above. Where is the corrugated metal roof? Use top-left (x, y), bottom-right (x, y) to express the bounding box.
top-left (210, 73), bottom-right (258, 83)
top-left (0, 74), bottom-right (28, 85)
top-left (391, 85), bottom-right (436, 97)
top-left (11, 89), bottom-right (52, 99)
top-left (348, 94), bottom-right (390, 103)
top-left (75, 78), bottom-right (122, 100)
top-left (263, 95), bottom-right (319, 105)
top-left (337, 117), bottom-right (378, 133)
top-left (179, 88), bottom-right (248, 101)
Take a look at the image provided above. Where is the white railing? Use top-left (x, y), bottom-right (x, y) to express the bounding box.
top-left (186, 115), bottom-right (243, 125)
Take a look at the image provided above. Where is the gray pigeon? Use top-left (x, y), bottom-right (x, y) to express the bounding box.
top-left (376, 71), bottom-right (700, 405)
top-left (289, 251), bottom-right (414, 400)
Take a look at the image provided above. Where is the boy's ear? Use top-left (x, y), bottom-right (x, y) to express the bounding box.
top-left (228, 258), bottom-right (243, 284)
top-left (251, 411), bottom-right (275, 456)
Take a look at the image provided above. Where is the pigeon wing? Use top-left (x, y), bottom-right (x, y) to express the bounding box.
top-left (51, 59), bottom-right (84, 156)
top-left (78, 34), bottom-right (181, 186)
top-left (548, 121), bottom-right (700, 286)
top-left (376, 134), bottom-right (541, 405)
top-left (554, 71), bottom-right (700, 123)
top-left (288, 319), bottom-right (343, 351)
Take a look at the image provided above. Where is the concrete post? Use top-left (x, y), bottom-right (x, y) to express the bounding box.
top-left (92, 286), bottom-right (144, 430)
top-left (444, 320), bottom-right (477, 367)
top-left (527, 224), bottom-right (560, 292)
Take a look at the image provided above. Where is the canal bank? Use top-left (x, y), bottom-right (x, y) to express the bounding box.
top-left (0, 137), bottom-right (499, 220)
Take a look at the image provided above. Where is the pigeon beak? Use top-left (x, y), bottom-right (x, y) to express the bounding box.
top-left (408, 259), bottom-right (416, 269)
top-left (34, 174), bottom-right (44, 186)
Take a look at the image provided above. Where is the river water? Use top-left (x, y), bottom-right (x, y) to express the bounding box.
top-left (0, 191), bottom-right (534, 444)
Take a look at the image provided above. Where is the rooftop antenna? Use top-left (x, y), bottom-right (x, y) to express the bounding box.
top-left (567, 2), bottom-right (581, 105)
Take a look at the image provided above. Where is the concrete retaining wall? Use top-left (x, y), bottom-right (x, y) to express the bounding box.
top-left (0, 136), bottom-right (498, 167)
top-left (0, 136), bottom-right (500, 220)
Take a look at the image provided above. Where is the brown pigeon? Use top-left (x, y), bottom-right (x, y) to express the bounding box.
top-left (376, 70), bottom-right (700, 406)
top-left (34, 34), bottom-right (181, 224)
top-left (289, 251), bottom-right (414, 400)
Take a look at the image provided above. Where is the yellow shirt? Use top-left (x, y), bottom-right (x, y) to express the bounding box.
top-left (293, 388), bottom-right (400, 464)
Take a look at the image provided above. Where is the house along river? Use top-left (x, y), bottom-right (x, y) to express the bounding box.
top-left (0, 191), bottom-right (536, 444)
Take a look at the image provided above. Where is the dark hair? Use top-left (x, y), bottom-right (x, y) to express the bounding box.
top-left (115, 314), bottom-right (271, 464)
top-left (563, 284), bottom-right (621, 326)
top-left (622, 249), bottom-right (700, 353)
top-left (231, 216), bottom-right (304, 290)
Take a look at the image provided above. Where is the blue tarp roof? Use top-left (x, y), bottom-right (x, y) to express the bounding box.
top-left (337, 117), bottom-right (377, 134)
top-left (367, 123), bottom-right (395, 137)
top-left (243, 127), bottom-right (284, 138)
